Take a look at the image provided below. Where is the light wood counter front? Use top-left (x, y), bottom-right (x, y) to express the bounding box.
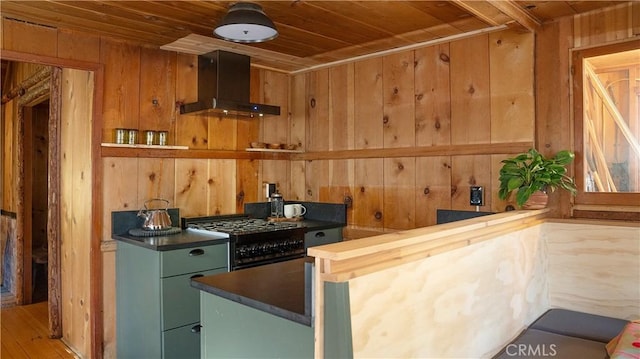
top-left (308, 209), bottom-right (549, 282)
top-left (308, 211), bottom-right (640, 358)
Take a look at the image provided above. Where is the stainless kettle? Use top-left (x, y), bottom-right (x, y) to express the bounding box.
top-left (138, 198), bottom-right (172, 231)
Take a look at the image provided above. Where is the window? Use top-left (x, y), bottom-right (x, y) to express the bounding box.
top-left (572, 40), bottom-right (640, 208)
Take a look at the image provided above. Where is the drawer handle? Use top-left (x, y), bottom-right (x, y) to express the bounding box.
top-left (189, 248), bottom-right (205, 256)
top-left (314, 232), bottom-right (325, 238)
top-left (191, 324), bottom-right (202, 334)
top-left (190, 274), bottom-right (204, 279)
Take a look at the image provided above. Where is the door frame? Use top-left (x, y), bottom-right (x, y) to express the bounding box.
top-left (3, 50), bottom-right (104, 359)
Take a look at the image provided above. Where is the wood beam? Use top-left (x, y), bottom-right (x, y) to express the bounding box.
top-left (453, 0), bottom-right (541, 33)
top-left (451, 0), bottom-right (504, 26)
top-left (489, 0), bottom-right (542, 32)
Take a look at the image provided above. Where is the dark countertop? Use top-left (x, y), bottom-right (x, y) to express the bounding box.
top-left (111, 209), bottom-right (229, 251)
top-left (112, 231), bottom-right (229, 251)
top-left (289, 219), bottom-right (344, 232)
top-left (111, 204), bottom-right (345, 251)
top-left (191, 257), bottom-right (314, 326)
top-left (112, 219), bottom-right (339, 252)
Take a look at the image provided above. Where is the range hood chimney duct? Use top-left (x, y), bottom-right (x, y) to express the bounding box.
top-left (179, 50), bottom-right (280, 117)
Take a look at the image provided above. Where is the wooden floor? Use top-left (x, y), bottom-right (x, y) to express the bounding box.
top-left (1, 302), bottom-right (78, 358)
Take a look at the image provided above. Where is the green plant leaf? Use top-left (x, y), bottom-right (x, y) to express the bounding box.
top-left (507, 177), bottom-right (524, 192)
top-left (516, 187), bottom-right (533, 206)
top-left (498, 148), bottom-right (577, 207)
top-left (554, 150), bottom-right (575, 165)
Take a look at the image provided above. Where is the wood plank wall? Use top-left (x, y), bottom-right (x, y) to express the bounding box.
top-left (293, 29), bottom-right (535, 235)
top-left (100, 55), bottom-right (288, 222)
top-left (1, 3), bottom-right (636, 357)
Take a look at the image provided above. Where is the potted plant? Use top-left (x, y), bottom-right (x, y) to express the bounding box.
top-left (498, 148), bottom-right (577, 209)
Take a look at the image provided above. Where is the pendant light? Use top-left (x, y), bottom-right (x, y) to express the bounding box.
top-left (214, 2), bottom-right (278, 43)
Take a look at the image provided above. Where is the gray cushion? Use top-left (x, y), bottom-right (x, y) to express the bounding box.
top-left (493, 329), bottom-right (608, 359)
top-left (530, 309), bottom-right (628, 343)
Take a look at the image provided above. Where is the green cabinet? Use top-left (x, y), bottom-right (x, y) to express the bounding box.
top-left (305, 227), bottom-right (343, 249)
top-left (117, 241), bottom-right (228, 359)
top-left (163, 324), bottom-right (202, 359)
top-left (200, 292), bottom-right (314, 358)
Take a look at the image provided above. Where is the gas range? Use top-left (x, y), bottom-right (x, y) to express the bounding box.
top-left (181, 215), bottom-right (305, 270)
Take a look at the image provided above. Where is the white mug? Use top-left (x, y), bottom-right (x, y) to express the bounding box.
top-left (292, 204), bottom-right (306, 217)
top-left (284, 204), bottom-right (296, 218)
top-left (284, 204), bottom-right (306, 218)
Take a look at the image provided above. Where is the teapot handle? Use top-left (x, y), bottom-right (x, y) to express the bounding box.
top-left (144, 198), bottom-right (170, 210)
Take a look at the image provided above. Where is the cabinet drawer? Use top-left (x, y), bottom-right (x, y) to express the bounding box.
top-left (305, 227), bottom-right (343, 249)
top-left (160, 244), bottom-right (228, 277)
top-left (162, 323), bottom-right (202, 359)
top-left (162, 268), bottom-right (226, 330)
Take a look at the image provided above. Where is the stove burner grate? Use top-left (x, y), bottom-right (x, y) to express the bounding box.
top-left (189, 218), bottom-right (298, 235)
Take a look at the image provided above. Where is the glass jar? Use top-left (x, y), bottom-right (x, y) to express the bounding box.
top-left (270, 193), bottom-right (284, 218)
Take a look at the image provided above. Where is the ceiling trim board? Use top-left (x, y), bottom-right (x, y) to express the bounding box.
top-left (288, 24), bottom-right (509, 75)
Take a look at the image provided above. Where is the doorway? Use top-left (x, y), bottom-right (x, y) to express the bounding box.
top-left (27, 100), bottom-right (50, 304)
top-left (1, 62), bottom-right (57, 318)
top-left (1, 50), bottom-right (102, 358)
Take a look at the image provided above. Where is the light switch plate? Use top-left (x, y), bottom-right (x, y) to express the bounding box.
top-left (265, 183), bottom-right (276, 199)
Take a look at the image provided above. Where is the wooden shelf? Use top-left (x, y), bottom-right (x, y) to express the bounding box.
top-left (245, 148), bottom-right (304, 153)
top-left (290, 142), bottom-right (534, 161)
top-left (101, 144), bottom-right (291, 160)
top-left (101, 143), bottom-right (189, 150)
top-left (100, 142), bottom-right (534, 160)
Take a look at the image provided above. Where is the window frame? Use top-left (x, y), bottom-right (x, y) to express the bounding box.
top-left (571, 39), bottom-right (640, 208)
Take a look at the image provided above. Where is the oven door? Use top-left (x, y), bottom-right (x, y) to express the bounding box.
top-left (231, 228), bottom-right (305, 270)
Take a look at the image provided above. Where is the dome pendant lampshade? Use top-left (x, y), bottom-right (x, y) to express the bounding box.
top-left (214, 2), bottom-right (278, 43)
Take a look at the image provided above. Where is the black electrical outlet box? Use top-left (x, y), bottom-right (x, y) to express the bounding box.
top-left (470, 186), bottom-right (484, 206)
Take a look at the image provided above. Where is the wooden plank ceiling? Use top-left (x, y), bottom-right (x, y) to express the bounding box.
top-left (0, 1), bottom-right (623, 72)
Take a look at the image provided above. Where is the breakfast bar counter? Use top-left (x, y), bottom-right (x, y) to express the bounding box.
top-left (191, 257), bottom-right (313, 326)
top-left (192, 257), bottom-right (315, 358)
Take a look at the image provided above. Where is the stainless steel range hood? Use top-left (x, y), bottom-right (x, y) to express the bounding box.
top-left (179, 50), bottom-right (280, 117)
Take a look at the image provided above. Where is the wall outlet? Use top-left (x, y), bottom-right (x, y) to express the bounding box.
top-left (470, 186), bottom-right (484, 206)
